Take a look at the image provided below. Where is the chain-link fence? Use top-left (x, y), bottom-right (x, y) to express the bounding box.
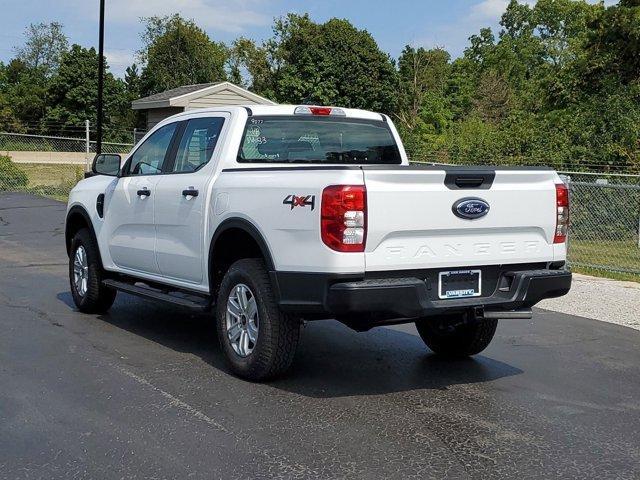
top-left (562, 172), bottom-right (640, 281)
top-left (0, 130), bottom-right (137, 202)
top-left (0, 132), bottom-right (134, 155)
top-left (133, 129), bottom-right (147, 145)
top-left (0, 130), bottom-right (139, 200)
top-left (1, 139), bottom-right (639, 281)
top-left (0, 154), bottom-right (85, 201)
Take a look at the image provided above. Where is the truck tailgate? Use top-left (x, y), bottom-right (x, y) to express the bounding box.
top-left (363, 167), bottom-right (564, 272)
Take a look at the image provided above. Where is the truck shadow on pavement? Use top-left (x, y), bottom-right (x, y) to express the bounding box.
top-left (58, 291), bottom-right (523, 398)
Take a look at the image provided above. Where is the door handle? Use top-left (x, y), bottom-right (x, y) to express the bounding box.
top-left (137, 189), bottom-right (151, 198)
top-left (182, 189), bottom-right (199, 198)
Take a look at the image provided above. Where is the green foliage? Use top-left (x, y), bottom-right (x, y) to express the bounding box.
top-left (578, 0), bottom-right (640, 89)
top-left (0, 92), bottom-right (23, 132)
top-left (281, 15), bottom-right (397, 112)
top-left (233, 14), bottom-right (398, 114)
top-left (14, 22), bottom-right (69, 77)
top-left (121, 64), bottom-right (145, 131)
top-left (394, 46), bottom-right (452, 161)
top-left (43, 45), bottom-right (129, 141)
top-left (400, 0), bottom-right (640, 174)
top-left (228, 37), bottom-right (273, 92)
top-left (0, 155), bottom-right (28, 191)
top-left (0, 59), bottom-right (48, 129)
top-left (571, 184), bottom-right (640, 240)
top-left (138, 14), bottom-right (228, 96)
top-left (1, 3), bottom-right (640, 174)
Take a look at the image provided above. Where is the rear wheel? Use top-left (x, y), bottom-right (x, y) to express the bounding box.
top-left (216, 258), bottom-right (301, 381)
top-left (69, 228), bottom-right (117, 313)
top-left (415, 312), bottom-right (497, 357)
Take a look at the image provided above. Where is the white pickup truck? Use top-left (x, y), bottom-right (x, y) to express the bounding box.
top-left (65, 105), bottom-right (571, 380)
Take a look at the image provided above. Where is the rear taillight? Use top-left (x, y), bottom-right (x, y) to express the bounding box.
top-left (554, 183), bottom-right (569, 244)
top-left (321, 185), bottom-right (367, 252)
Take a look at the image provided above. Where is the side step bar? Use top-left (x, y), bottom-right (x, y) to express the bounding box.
top-left (102, 279), bottom-right (211, 311)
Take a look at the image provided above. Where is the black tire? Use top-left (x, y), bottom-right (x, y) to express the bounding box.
top-left (415, 312), bottom-right (498, 357)
top-left (216, 258), bottom-right (301, 381)
top-left (69, 228), bottom-right (117, 314)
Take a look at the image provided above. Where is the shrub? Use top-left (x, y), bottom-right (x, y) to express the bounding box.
top-left (0, 155), bottom-right (28, 191)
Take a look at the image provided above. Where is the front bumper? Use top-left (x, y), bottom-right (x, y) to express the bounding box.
top-left (272, 265), bottom-right (572, 320)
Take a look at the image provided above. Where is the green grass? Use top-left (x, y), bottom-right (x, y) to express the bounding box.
top-left (569, 239), bottom-right (640, 282)
top-left (17, 163), bottom-right (83, 186)
top-left (7, 163), bottom-right (640, 283)
top-left (14, 163), bottom-right (84, 202)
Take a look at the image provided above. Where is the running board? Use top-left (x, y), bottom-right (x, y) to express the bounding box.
top-left (482, 308), bottom-right (533, 320)
top-left (102, 279), bottom-right (211, 311)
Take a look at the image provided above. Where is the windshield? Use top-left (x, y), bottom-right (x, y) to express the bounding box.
top-left (237, 116), bottom-right (401, 164)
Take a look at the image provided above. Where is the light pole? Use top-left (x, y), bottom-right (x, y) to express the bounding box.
top-left (96, 0), bottom-right (105, 155)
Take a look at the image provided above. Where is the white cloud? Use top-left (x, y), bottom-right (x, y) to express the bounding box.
top-left (469, 0), bottom-right (510, 21)
top-left (105, 50), bottom-right (135, 68)
top-left (104, 49), bottom-right (136, 77)
top-left (470, 0), bottom-right (617, 23)
top-left (468, 0), bottom-right (604, 23)
top-left (416, 0), bottom-right (619, 57)
top-left (70, 0), bottom-right (272, 33)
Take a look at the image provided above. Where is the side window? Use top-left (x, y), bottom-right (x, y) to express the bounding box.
top-left (172, 117), bottom-right (225, 173)
top-left (126, 123), bottom-right (177, 176)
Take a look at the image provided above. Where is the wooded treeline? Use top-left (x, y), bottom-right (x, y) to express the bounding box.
top-left (0, 0), bottom-right (638, 172)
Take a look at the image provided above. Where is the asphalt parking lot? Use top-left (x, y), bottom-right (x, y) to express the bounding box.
top-left (1, 192), bottom-right (639, 480)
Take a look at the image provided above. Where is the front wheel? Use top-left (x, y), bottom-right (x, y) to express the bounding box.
top-left (69, 228), bottom-right (117, 313)
top-left (415, 313), bottom-right (498, 357)
top-left (216, 258), bottom-right (301, 381)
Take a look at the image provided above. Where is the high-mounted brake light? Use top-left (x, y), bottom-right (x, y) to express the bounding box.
top-left (294, 106), bottom-right (346, 117)
top-left (321, 185), bottom-right (367, 252)
top-left (554, 183), bottom-right (569, 244)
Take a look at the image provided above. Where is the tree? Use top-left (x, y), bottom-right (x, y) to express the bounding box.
top-left (0, 87), bottom-right (23, 132)
top-left (396, 46), bottom-right (450, 128)
top-left (124, 64), bottom-right (141, 99)
top-left (227, 37), bottom-right (274, 92)
top-left (394, 46), bottom-right (452, 161)
top-left (249, 14), bottom-right (398, 113)
top-left (4, 22), bottom-right (69, 131)
top-left (44, 45), bottom-right (129, 140)
top-left (437, 0), bottom-right (640, 172)
top-left (0, 59), bottom-right (48, 130)
top-left (579, 0), bottom-right (640, 88)
top-left (473, 71), bottom-right (512, 124)
top-left (122, 64), bottom-right (145, 130)
top-left (138, 14), bottom-right (228, 96)
top-left (14, 22), bottom-right (68, 77)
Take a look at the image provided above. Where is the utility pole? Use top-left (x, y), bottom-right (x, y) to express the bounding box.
top-left (96, 0), bottom-right (105, 155)
top-left (85, 120), bottom-right (91, 171)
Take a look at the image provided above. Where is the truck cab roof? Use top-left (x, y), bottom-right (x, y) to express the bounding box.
top-left (168, 104), bottom-right (387, 122)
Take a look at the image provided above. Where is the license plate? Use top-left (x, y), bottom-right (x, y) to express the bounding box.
top-left (438, 270), bottom-right (482, 299)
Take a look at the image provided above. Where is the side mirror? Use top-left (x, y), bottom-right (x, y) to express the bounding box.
top-left (92, 154), bottom-right (122, 177)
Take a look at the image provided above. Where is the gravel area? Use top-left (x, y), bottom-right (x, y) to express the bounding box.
top-left (538, 273), bottom-right (640, 330)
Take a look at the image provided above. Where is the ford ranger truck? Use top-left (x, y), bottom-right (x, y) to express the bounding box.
top-left (65, 105), bottom-right (572, 381)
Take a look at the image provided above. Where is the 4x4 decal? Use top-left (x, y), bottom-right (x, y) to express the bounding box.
top-left (283, 195), bottom-right (316, 211)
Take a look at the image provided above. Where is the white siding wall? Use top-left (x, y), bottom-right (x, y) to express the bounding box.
top-left (147, 107), bottom-right (184, 130)
top-left (141, 87), bottom-right (274, 129)
top-left (185, 89), bottom-right (263, 109)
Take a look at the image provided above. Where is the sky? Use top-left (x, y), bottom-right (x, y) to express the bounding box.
top-left (0, 0), bottom-right (618, 77)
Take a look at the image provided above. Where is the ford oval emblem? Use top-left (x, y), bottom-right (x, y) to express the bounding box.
top-left (453, 198), bottom-right (490, 220)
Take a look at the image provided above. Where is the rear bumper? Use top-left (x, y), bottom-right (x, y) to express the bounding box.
top-left (327, 269), bottom-right (571, 319)
top-left (271, 266), bottom-right (571, 320)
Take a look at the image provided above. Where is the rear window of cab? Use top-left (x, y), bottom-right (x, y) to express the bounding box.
top-left (237, 116), bottom-right (402, 164)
